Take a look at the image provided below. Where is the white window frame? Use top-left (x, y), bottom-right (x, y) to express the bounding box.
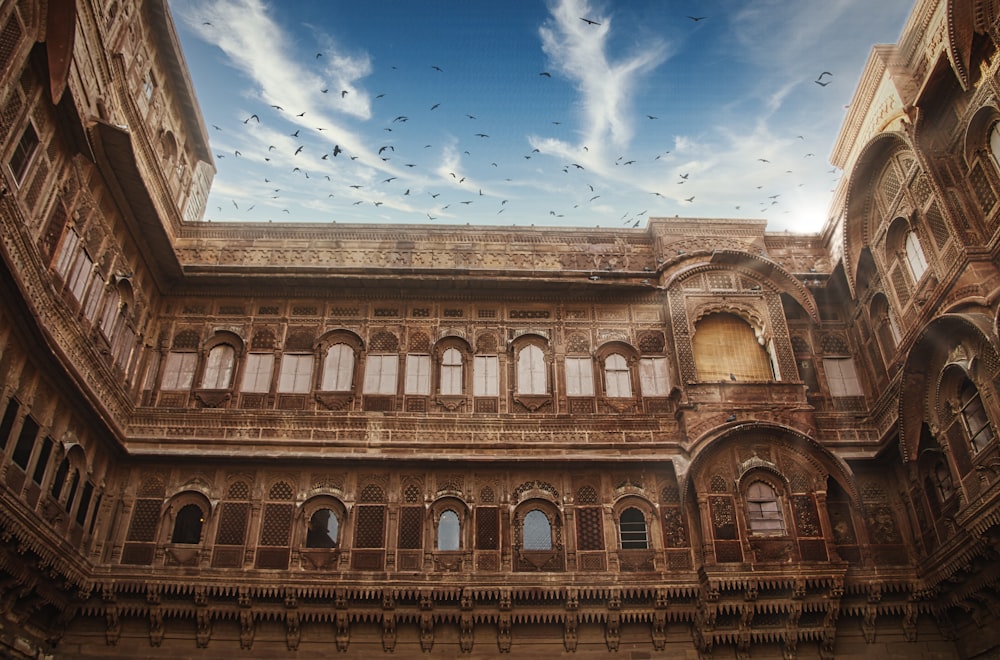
top-left (278, 353), bottom-right (314, 393)
top-left (201, 344), bottom-right (236, 389)
top-left (363, 354), bottom-right (399, 395)
top-left (321, 343), bottom-right (354, 391)
top-left (904, 230), bottom-right (928, 282)
top-left (241, 353), bottom-right (274, 393)
top-left (565, 357), bottom-right (595, 397)
top-left (404, 354), bottom-right (431, 395)
top-left (638, 357), bottom-right (671, 396)
top-left (604, 353), bottom-right (632, 398)
top-left (516, 345), bottom-right (547, 395)
top-left (473, 355), bottom-right (499, 397)
top-left (439, 348), bottom-right (463, 396)
top-left (823, 357), bottom-right (863, 397)
top-left (161, 352), bottom-right (197, 390)
top-left (746, 481), bottom-right (785, 535)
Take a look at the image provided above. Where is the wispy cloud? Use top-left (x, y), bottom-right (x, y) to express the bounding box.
top-left (533, 0), bottom-right (669, 166)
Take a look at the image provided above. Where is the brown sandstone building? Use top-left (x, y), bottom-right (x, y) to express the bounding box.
top-left (1, 0), bottom-right (1000, 657)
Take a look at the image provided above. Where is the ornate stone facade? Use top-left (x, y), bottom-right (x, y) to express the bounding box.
top-left (1, 0), bottom-right (1000, 657)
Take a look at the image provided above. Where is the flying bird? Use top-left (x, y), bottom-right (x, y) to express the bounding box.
top-left (684, 196), bottom-right (695, 202)
top-left (539, 72), bottom-right (552, 77)
top-left (332, 145), bottom-right (342, 157)
top-left (686, 15), bottom-right (707, 21)
top-left (341, 90), bottom-right (349, 98)
top-left (580, 17), bottom-right (601, 25)
top-left (243, 114), bottom-right (259, 123)
top-left (431, 65), bottom-right (443, 72)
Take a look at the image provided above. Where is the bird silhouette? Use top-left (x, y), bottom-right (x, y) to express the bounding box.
top-left (687, 15), bottom-right (707, 21)
top-left (580, 17), bottom-right (601, 25)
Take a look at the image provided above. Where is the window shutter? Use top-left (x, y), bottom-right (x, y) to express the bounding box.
top-left (279, 354), bottom-right (313, 393)
top-left (565, 357), bottom-right (594, 396)
top-left (639, 357), bottom-right (670, 396)
top-left (405, 354), bottom-right (431, 394)
top-left (322, 344), bottom-right (354, 391)
top-left (440, 348), bottom-right (463, 395)
top-left (241, 353), bottom-right (274, 392)
top-left (474, 356), bottom-right (498, 396)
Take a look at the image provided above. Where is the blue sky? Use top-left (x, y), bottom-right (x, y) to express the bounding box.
top-left (169, 0), bottom-right (914, 232)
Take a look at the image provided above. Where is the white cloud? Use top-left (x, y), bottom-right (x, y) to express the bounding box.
top-left (534, 0), bottom-right (669, 164)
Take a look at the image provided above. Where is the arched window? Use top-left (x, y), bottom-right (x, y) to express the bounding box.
top-left (746, 481), bottom-right (785, 535)
top-left (517, 345), bottom-right (547, 395)
top-left (933, 461), bottom-right (954, 501)
top-left (437, 510), bottom-right (460, 550)
top-left (619, 507), bottom-right (648, 549)
top-left (201, 344), bottom-right (236, 389)
top-left (321, 343), bottom-right (354, 391)
top-left (604, 353), bottom-right (632, 397)
top-left (959, 377), bottom-right (995, 452)
top-left (306, 508), bottom-right (339, 548)
top-left (440, 348), bottom-right (463, 395)
top-left (171, 503), bottom-right (204, 544)
top-left (693, 312), bottom-right (772, 381)
top-left (904, 230), bottom-right (928, 282)
top-left (522, 509), bottom-right (552, 550)
top-left (990, 122), bottom-right (1000, 167)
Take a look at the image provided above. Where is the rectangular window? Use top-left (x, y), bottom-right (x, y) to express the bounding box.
top-left (473, 355), bottom-right (499, 397)
top-left (823, 357), bottom-right (863, 397)
top-left (278, 354), bottom-right (313, 393)
top-left (54, 229), bottom-right (80, 278)
top-left (160, 352), bottom-right (197, 390)
top-left (99, 295), bottom-right (119, 339)
top-left (639, 357), bottom-right (671, 396)
top-left (404, 354), bottom-right (431, 395)
top-left (142, 69), bottom-right (155, 100)
top-left (241, 353), bottom-right (274, 392)
top-left (82, 279), bottom-right (105, 321)
top-left (363, 355), bottom-right (399, 395)
top-left (67, 251), bottom-right (94, 302)
top-left (31, 437), bottom-right (53, 485)
top-left (12, 416), bottom-right (38, 470)
top-left (565, 357), bottom-right (595, 396)
top-left (9, 121), bottom-right (39, 184)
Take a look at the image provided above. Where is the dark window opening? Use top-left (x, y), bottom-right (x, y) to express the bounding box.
top-left (306, 508), bottom-right (339, 548)
top-left (171, 503), bottom-right (204, 544)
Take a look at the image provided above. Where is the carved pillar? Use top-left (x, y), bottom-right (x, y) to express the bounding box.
top-left (381, 591), bottom-right (396, 652)
top-left (237, 589), bottom-right (254, 650)
top-left (419, 591), bottom-right (435, 652)
top-left (605, 590), bottom-right (621, 652)
top-left (284, 590), bottom-right (300, 651)
top-left (194, 588), bottom-right (211, 648)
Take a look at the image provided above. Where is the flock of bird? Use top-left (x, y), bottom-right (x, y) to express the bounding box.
top-left (199, 14), bottom-right (842, 228)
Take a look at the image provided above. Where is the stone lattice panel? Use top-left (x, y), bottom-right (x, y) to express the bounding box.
top-left (258, 503), bottom-right (293, 546)
top-left (475, 507), bottom-right (499, 550)
top-left (354, 505), bottom-right (386, 548)
top-left (214, 502), bottom-right (249, 546)
top-left (575, 507), bottom-right (604, 551)
top-left (792, 495), bottom-right (822, 537)
top-left (576, 485), bottom-right (598, 504)
top-left (125, 499), bottom-right (161, 542)
top-left (662, 507), bottom-right (689, 548)
top-left (970, 161), bottom-right (997, 212)
top-left (397, 506), bottom-right (423, 549)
